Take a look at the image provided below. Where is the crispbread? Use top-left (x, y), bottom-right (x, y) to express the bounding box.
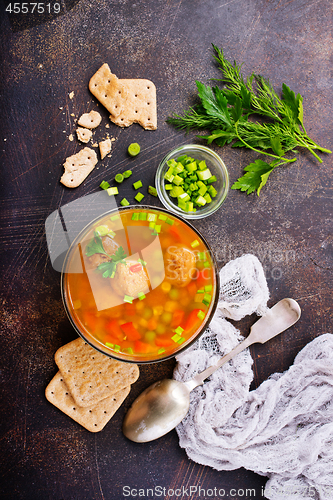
top-left (77, 110), bottom-right (102, 129)
top-left (60, 147), bottom-right (98, 188)
top-left (89, 64), bottom-right (157, 130)
top-left (76, 127), bottom-right (92, 143)
top-left (45, 371), bottom-right (130, 432)
top-left (54, 337), bottom-right (139, 407)
top-left (99, 138), bottom-right (112, 159)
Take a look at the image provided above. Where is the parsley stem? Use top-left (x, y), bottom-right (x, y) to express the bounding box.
top-left (296, 135), bottom-right (323, 163)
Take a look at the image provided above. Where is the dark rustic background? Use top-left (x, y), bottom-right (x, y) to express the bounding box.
top-left (0, 1), bottom-right (332, 499)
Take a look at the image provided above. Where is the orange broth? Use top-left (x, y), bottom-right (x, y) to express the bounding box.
top-left (63, 208), bottom-right (217, 362)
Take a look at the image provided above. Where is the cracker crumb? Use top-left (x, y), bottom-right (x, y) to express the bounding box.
top-left (69, 91), bottom-right (75, 99)
top-left (99, 138), bottom-right (112, 160)
top-left (68, 134), bottom-right (74, 141)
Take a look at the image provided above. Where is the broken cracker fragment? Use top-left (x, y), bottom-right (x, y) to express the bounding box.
top-left (99, 138), bottom-right (112, 159)
top-left (78, 110), bottom-right (102, 129)
top-left (89, 63), bottom-right (157, 131)
top-left (76, 127), bottom-right (93, 143)
top-left (60, 147), bottom-right (98, 188)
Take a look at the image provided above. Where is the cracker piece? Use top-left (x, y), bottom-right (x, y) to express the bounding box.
top-left (99, 138), bottom-right (112, 159)
top-left (89, 64), bottom-right (157, 130)
top-left (78, 110), bottom-right (102, 129)
top-left (76, 127), bottom-right (93, 143)
top-left (60, 147), bottom-right (98, 188)
top-left (46, 371), bottom-right (130, 432)
top-left (54, 337), bottom-right (140, 407)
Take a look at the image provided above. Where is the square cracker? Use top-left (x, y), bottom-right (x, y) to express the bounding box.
top-left (54, 337), bottom-right (139, 407)
top-left (46, 371), bottom-right (130, 432)
top-left (89, 64), bottom-right (157, 130)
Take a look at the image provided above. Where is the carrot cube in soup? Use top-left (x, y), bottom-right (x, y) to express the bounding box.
top-left (185, 308), bottom-right (204, 331)
top-left (155, 336), bottom-right (174, 347)
top-left (120, 322), bottom-right (141, 341)
top-left (105, 319), bottom-right (124, 340)
top-left (171, 309), bottom-right (185, 328)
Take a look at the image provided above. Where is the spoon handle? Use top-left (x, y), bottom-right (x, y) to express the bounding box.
top-left (183, 298), bottom-right (301, 392)
top-left (184, 335), bottom-right (253, 391)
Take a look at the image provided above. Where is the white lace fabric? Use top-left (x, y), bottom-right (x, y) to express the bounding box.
top-left (174, 254), bottom-right (333, 500)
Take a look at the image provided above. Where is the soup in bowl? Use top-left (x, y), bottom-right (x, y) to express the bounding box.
top-left (61, 206), bottom-right (219, 363)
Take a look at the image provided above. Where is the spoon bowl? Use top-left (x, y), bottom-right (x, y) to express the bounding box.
top-left (123, 298), bottom-right (301, 443)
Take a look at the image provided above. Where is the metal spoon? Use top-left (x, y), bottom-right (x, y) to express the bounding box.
top-left (123, 298), bottom-right (301, 443)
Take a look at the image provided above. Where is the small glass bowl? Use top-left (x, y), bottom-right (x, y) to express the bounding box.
top-left (155, 144), bottom-right (229, 219)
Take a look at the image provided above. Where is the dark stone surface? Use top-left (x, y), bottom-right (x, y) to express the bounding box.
top-left (0, 0), bottom-right (332, 498)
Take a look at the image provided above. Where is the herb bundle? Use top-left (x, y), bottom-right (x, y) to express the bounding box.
top-left (167, 45), bottom-right (331, 195)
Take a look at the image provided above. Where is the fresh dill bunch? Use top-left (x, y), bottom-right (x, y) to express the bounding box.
top-left (167, 44), bottom-right (331, 195)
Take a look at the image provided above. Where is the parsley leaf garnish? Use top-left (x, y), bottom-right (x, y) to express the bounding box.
top-left (96, 246), bottom-right (127, 278)
top-left (167, 44), bottom-right (331, 195)
top-left (85, 234), bottom-right (109, 257)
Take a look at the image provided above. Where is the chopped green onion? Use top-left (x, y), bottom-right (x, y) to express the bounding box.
top-left (207, 175), bottom-right (217, 184)
top-left (191, 239), bottom-right (200, 248)
top-left (135, 192), bottom-right (145, 202)
top-left (197, 168), bottom-right (212, 181)
top-left (149, 221), bottom-right (155, 229)
top-left (128, 142), bottom-right (141, 157)
top-left (165, 184), bottom-right (173, 191)
top-left (158, 213), bottom-right (167, 220)
top-left (123, 170), bottom-right (132, 178)
top-left (131, 213), bottom-right (139, 220)
top-left (197, 310), bottom-right (205, 320)
top-left (138, 292), bottom-right (146, 300)
top-left (108, 229), bottom-right (116, 238)
top-left (105, 342), bottom-right (114, 348)
top-left (124, 295), bottom-right (134, 303)
top-left (100, 180), bottom-right (110, 190)
top-left (95, 225), bottom-right (109, 236)
top-left (204, 284), bottom-right (212, 292)
top-left (171, 333), bottom-right (182, 343)
top-left (133, 180), bottom-right (143, 190)
top-left (195, 195), bottom-right (207, 206)
top-left (165, 217), bottom-right (174, 225)
top-left (115, 173), bottom-right (124, 183)
top-left (107, 186), bottom-right (119, 196)
top-left (174, 326), bottom-right (184, 335)
top-left (120, 198), bottom-right (130, 206)
top-left (110, 214), bottom-right (120, 221)
top-left (203, 261), bottom-right (211, 268)
top-left (177, 337), bottom-right (185, 345)
top-left (169, 186), bottom-right (184, 198)
top-left (138, 258), bottom-right (147, 266)
top-left (147, 213), bottom-right (157, 222)
top-left (157, 347), bottom-right (166, 355)
top-left (148, 186), bottom-right (158, 197)
top-left (139, 212), bottom-right (147, 220)
top-left (198, 160), bottom-right (207, 171)
top-left (123, 347), bottom-right (134, 354)
top-left (114, 344), bottom-right (121, 352)
top-left (154, 224), bottom-right (161, 233)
